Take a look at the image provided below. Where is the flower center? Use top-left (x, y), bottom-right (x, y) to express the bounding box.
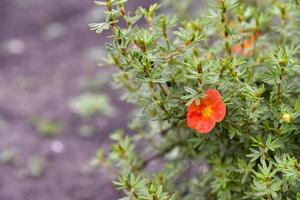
top-left (202, 107), bottom-right (213, 118)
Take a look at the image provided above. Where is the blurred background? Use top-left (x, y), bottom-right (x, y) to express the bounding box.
top-left (0, 0), bottom-right (205, 199)
top-left (0, 0), bottom-right (154, 199)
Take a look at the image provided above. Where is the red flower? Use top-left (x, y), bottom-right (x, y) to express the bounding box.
top-left (187, 89), bottom-right (226, 134)
top-left (233, 32), bottom-right (261, 57)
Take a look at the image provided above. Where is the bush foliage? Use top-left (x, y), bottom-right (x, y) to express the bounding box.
top-left (91, 0), bottom-right (300, 199)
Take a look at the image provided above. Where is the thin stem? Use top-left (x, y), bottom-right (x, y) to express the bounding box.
top-left (277, 64), bottom-right (284, 101)
top-left (216, 64), bottom-right (225, 89)
top-left (158, 83), bottom-right (168, 96)
top-left (279, 4), bottom-right (287, 45)
top-left (138, 140), bottom-right (184, 170)
top-left (120, 4), bottom-right (132, 28)
top-left (197, 61), bottom-right (203, 93)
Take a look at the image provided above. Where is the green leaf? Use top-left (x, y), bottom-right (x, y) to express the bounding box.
top-left (89, 22), bottom-right (110, 34)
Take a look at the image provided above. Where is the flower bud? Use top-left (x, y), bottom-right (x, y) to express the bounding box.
top-left (282, 113), bottom-right (292, 123)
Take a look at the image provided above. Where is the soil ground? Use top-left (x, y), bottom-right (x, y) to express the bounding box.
top-left (0, 0), bottom-right (153, 199)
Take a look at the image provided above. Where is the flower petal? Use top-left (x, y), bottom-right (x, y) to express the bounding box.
top-left (195, 117), bottom-right (216, 134)
top-left (188, 101), bottom-right (199, 113)
top-left (212, 101), bottom-right (226, 122)
top-left (233, 44), bottom-right (242, 54)
top-left (187, 111), bottom-right (201, 129)
top-left (188, 100), bottom-right (207, 113)
top-left (202, 89), bottom-right (223, 106)
top-left (245, 35), bottom-right (255, 48)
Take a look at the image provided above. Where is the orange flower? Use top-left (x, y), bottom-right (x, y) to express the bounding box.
top-left (233, 32), bottom-right (261, 56)
top-left (187, 89), bottom-right (226, 134)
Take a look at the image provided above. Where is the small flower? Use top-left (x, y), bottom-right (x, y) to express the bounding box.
top-left (282, 113), bottom-right (292, 123)
top-left (233, 32), bottom-right (261, 56)
top-left (187, 89), bottom-right (226, 134)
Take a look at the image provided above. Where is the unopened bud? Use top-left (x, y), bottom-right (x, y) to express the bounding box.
top-left (282, 113), bottom-right (292, 123)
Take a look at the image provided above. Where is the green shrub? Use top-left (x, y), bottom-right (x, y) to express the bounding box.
top-left (91, 0), bottom-right (300, 199)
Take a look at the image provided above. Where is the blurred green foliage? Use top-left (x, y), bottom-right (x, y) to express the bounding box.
top-left (0, 147), bottom-right (19, 165)
top-left (26, 157), bottom-right (46, 178)
top-left (69, 93), bottom-right (116, 118)
top-left (31, 118), bottom-right (63, 137)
